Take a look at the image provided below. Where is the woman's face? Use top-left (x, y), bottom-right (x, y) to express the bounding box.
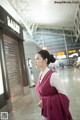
top-left (35, 54), bottom-right (46, 68)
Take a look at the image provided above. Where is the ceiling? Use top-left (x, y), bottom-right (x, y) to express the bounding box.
top-left (0, 0), bottom-right (79, 35)
top-left (28, 0), bottom-right (78, 27)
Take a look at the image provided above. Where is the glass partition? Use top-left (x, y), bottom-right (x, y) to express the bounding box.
top-left (0, 63), bottom-right (4, 95)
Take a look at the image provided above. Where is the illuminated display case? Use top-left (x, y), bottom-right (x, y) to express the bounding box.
top-left (0, 30), bottom-right (6, 108)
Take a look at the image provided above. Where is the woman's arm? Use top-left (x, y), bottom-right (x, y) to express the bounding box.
top-left (50, 72), bottom-right (67, 95)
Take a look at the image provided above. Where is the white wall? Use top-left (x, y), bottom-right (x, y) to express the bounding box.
top-left (23, 40), bottom-right (41, 83)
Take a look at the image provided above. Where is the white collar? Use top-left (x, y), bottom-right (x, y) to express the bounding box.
top-left (40, 67), bottom-right (50, 83)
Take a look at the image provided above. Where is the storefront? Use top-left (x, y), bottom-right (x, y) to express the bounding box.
top-left (0, 6), bottom-right (28, 112)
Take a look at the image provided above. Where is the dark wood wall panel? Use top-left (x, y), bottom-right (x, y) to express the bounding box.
top-left (3, 34), bottom-right (23, 98)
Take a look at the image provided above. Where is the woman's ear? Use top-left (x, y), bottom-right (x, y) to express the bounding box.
top-left (45, 58), bottom-right (48, 64)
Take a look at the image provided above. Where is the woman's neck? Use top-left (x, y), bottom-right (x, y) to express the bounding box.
top-left (41, 65), bottom-right (48, 72)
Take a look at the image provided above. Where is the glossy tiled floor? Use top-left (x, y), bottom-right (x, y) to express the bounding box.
top-left (9, 67), bottom-right (80, 120)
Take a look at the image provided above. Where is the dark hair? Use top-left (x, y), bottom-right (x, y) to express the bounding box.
top-left (38, 50), bottom-right (56, 65)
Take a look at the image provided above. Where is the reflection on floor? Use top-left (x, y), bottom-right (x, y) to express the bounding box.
top-left (9, 67), bottom-right (80, 120)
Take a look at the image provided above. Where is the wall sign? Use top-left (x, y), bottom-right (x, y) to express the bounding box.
top-left (0, 6), bottom-right (23, 40)
top-left (7, 16), bottom-right (20, 34)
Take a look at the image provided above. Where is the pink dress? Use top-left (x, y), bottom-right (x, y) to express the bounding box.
top-left (36, 70), bottom-right (72, 120)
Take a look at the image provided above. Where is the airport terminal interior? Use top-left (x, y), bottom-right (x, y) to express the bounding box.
top-left (0, 0), bottom-right (80, 120)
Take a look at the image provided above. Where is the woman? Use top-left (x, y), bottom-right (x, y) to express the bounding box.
top-left (35, 50), bottom-right (72, 120)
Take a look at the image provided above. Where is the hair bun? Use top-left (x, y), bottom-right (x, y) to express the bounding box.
top-left (50, 54), bottom-right (56, 63)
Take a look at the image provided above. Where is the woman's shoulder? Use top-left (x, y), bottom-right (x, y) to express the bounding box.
top-left (51, 71), bottom-right (59, 78)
